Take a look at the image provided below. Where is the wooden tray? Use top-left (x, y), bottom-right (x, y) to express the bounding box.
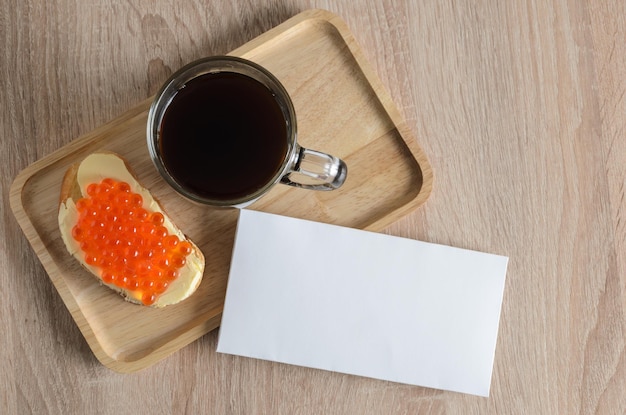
top-left (10, 9), bottom-right (433, 373)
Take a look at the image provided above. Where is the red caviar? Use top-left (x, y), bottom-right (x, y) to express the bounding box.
top-left (71, 178), bottom-right (191, 305)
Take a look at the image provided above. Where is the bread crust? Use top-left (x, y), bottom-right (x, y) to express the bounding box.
top-left (58, 152), bottom-right (205, 307)
top-left (59, 162), bottom-right (80, 206)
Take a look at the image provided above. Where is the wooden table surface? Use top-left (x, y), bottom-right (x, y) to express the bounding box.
top-left (2, 1), bottom-right (625, 414)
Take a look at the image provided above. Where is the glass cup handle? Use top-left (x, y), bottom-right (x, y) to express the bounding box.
top-left (281, 145), bottom-right (347, 190)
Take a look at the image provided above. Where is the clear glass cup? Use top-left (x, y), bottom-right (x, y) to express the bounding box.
top-left (147, 56), bottom-right (347, 208)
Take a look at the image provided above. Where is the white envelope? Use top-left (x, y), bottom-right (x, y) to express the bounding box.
top-left (217, 210), bottom-right (508, 396)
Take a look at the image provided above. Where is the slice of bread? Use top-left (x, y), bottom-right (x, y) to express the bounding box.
top-left (58, 152), bottom-right (205, 307)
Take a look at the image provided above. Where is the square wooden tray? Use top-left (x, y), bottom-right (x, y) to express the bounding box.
top-left (10, 9), bottom-right (432, 373)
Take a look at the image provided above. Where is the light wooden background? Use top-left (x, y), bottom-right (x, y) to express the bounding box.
top-left (2, 1), bottom-right (625, 414)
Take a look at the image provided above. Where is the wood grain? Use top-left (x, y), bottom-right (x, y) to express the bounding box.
top-left (2, 0), bottom-right (625, 414)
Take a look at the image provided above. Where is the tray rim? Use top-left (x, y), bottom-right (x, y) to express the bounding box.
top-left (9, 8), bottom-right (433, 373)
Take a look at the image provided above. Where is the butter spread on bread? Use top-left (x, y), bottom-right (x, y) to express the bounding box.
top-left (58, 152), bottom-right (205, 307)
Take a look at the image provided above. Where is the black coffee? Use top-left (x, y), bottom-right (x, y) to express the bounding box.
top-left (159, 71), bottom-right (289, 201)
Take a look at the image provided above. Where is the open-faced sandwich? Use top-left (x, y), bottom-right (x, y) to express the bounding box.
top-left (58, 152), bottom-right (205, 307)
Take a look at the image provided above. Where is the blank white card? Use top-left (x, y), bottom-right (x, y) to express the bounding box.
top-left (217, 210), bottom-right (508, 396)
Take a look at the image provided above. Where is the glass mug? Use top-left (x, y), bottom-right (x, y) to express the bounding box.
top-left (147, 56), bottom-right (347, 208)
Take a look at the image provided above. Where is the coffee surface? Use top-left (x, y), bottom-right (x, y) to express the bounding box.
top-left (159, 72), bottom-right (288, 201)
